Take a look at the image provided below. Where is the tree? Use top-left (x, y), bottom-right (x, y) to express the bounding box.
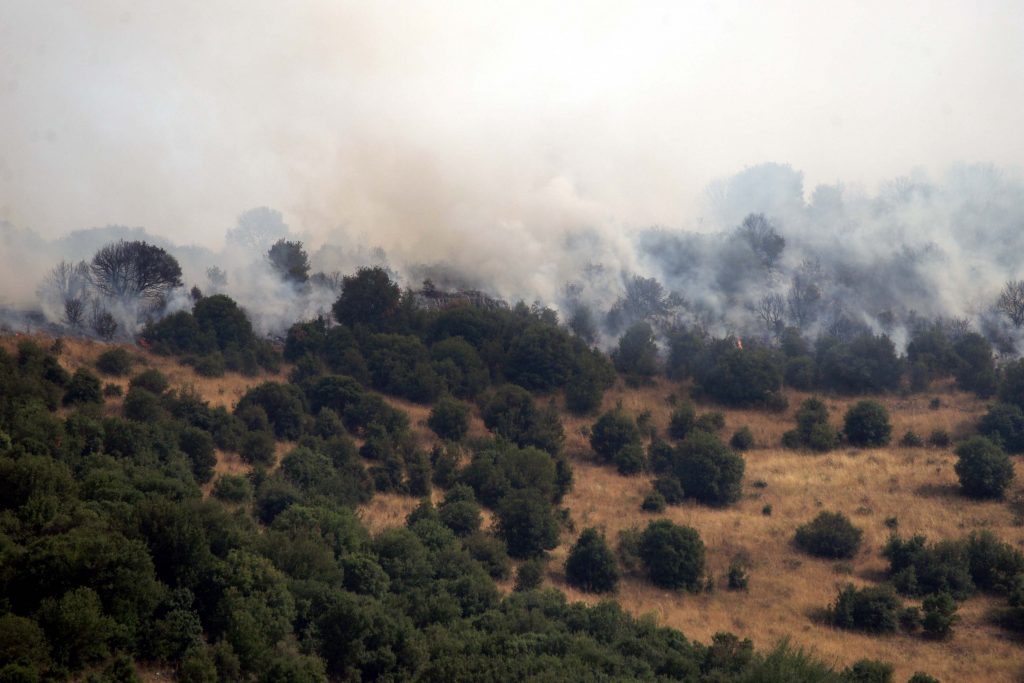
top-left (90, 240), bottom-right (183, 304)
top-left (612, 322), bottom-right (659, 377)
top-left (977, 403), bottom-right (1024, 453)
top-left (638, 520), bottom-right (705, 590)
top-left (921, 592), bottom-right (958, 640)
top-left (193, 295), bottom-right (255, 351)
top-left (843, 400), bottom-right (892, 447)
top-left (565, 528), bottom-right (620, 593)
top-left (332, 267), bottom-right (401, 327)
top-left (794, 511), bottom-right (863, 559)
top-left (954, 436), bottom-right (1014, 499)
top-left (496, 489), bottom-right (561, 558)
top-left (226, 207), bottom-right (290, 252)
top-left (787, 260), bottom-right (822, 327)
top-left (505, 324), bottom-right (574, 391)
top-left (996, 280), bottom-right (1024, 327)
top-left (738, 213), bottom-right (786, 269)
top-left (828, 584), bottom-right (900, 634)
top-left (755, 293), bottom-right (786, 334)
top-left (63, 368), bottom-right (102, 406)
top-left (40, 260), bottom-right (91, 326)
top-left (267, 239), bottom-right (310, 284)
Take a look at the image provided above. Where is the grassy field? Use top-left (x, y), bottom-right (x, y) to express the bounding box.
top-left (12, 334), bottom-right (1022, 682)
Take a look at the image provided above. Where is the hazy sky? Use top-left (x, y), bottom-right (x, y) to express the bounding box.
top-left (2, 1), bottom-right (1023, 249)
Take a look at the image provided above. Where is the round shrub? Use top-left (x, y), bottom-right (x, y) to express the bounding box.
top-left (240, 430), bottom-right (277, 467)
top-left (130, 368), bottom-right (170, 395)
top-left (564, 528), bottom-right (620, 593)
top-left (514, 558), bottom-right (545, 592)
top-left (928, 429), bottom-right (951, 448)
top-left (590, 410), bottom-right (641, 463)
top-left (614, 442), bottom-right (646, 475)
top-left (63, 368), bottom-right (103, 406)
top-left (668, 403), bottom-right (696, 440)
top-left (729, 426), bottom-right (754, 451)
top-left (103, 383), bottom-right (123, 398)
top-left (954, 436), bottom-right (1014, 499)
top-left (638, 520), bottom-right (705, 590)
top-left (213, 474), bottom-right (252, 503)
top-left (900, 430), bottom-right (925, 448)
top-left (653, 477), bottom-right (685, 505)
top-left (843, 400), bottom-right (892, 447)
top-left (794, 511), bottom-right (863, 559)
top-left (194, 353), bottom-right (226, 378)
top-left (694, 411), bottom-right (725, 434)
top-left (673, 431), bottom-right (745, 506)
top-left (641, 491), bottom-right (666, 512)
top-left (427, 396), bottom-right (471, 441)
top-left (95, 347), bottom-right (133, 376)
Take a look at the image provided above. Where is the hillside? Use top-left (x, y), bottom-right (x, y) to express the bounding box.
top-left (6, 333), bottom-right (1020, 682)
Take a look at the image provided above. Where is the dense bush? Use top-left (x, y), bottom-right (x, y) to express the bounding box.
top-left (794, 512), bottom-right (863, 559)
top-left (954, 436), bottom-right (1014, 499)
top-left (564, 528), bottom-right (620, 593)
top-left (95, 347), bottom-right (133, 376)
top-left (815, 333), bottom-right (901, 394)
top-left (730, 426), bottom-right (754, 450)
top-left (496, 489), bottom-right (561, 558)
top-left (883, 535), bottom-right (974, 599)
top-left (977, 403), bottom-right (1024, 453)
top-left (921, 592), bottom-right (959, 640)
top-left (589, 409), bottom-right (641, 464)
top-left (829, 584), bottom-right (901, 633)
top-left (695, 346), bottom-right (784, 408)
top-left (236, 382), bottom-right (306, 440)
top-left (668, 403), bottom-right (696, 440)
top-left (638, 520), bottom-right (705, 590)
top-left (63, 368), bottom-right (103, 406)
top-left (428, 396), bottom-right (471, 441)
top-left (130, 368), bottom-right (170, 395)
top-left (612, 322), bottom-right (659, 378)
top-left (783, 397), bottom-right (840, 452)
top-left (481, 385), bottom-right (564, 455)
top-left (672, 431), bottom-right (745, 506)
top-left (843, 400), bottom-right (892, 447)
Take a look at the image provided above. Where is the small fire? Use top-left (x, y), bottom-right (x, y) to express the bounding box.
top-left (736, 337), bottom-right (743, 350)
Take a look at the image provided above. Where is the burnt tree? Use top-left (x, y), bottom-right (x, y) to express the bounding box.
top-left (90, 240), bottom-right (183, 304)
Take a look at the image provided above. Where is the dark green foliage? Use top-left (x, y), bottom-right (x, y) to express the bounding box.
top-left (784, 356), bottom-right (816, 390)
top-left (103, 382), bottom-right (123, 397)
top-left (37, 587), bottom-right (115, 669)
top-left (123, 387), bottom-right (165, 422)
top-left (900, 430), bottom-right (925, 448)
top-left (589, 409), bottom-right (641, 463)
top-left (130, 368), bottom-right (170, 395)
top-left (672, 431), bottom-right (745, 506)
top-left (906, 674), bottom-right (940, 683)
top-left (694, 411), bottom-right (726, 434)
top-left (829, 584), bottom-right (901, 633)
top-left (481, 385), bottom-right (564, 455)
top-left (363, 333), bottom-right (442, 403)
top-left (921, 592), bottom-right (958, 640)
top-left (438, 486), bottom-right (482, 537)
top-left (730, 426), bottom-right (754, 450)
top-left (63, 368), bottom-right (103, 406)
top-left (463, 533), bottom-right (511, 580)
top-left (787, 397), bottom-right (840, 452)
top-left (565, 528), bottom-right (620, 593)
top-left (614, 442), bottom-right (646, 475)
top-left (977, 403), bottom-right (1024, 453)
top-left (212, 474), bottom-right (252, 503)
top-left (953, 332), bottom-right (997, 397)
top-left (430, 337), bottom-right (489, 399)
top-left (816, 333), bottom-right (902, 394)
top-left (505, 324), bottom-right (574, 391)
top-left (638, 520), bottom-right (705, 590)
top-left (883, 535), bottom-right (974, 599)
top-left (241, 431), bottom-right (276, 467)
top-left (840, 659), bottom-right (894, 682)
top-left (283, 318), bottom-right (327, 362)
top-left (641, 490), bottom-right (666, 512)
top-left (963, 530), bottom-right (1024, 592)
top-left (727, 559), bottom-right (750, 590)
top-left (928, 429), bottom-right (951, 448)
top-left (428, 396), bottom-right (470, 441)
top-left (794, 512), bottom-right (863, 559)
top-left (332, 266), bottom-right (402, 327)
top-left (998, 358), bottom-right (1024, 410)
top-left (193, 294), bottom-right (256, 351)
top-left (496, 489), bottom-right (561, 558)
top-left (236, 382), bottom-right (306, 440)
top-left (668, 402), bottom-right (696, 440)
top-left (193, 353), bottom-right (226, 378)
top-left (843, 400), bottom-right (892, 447)
top-left (612, 322), bottom-right (659, 377)
top-left (696, 346), bottom-right (784, 408)
top-left (96, 347), bottom-right (133, 376)
top-left (653, 476), bottom-right (685, 505)
top-left (954, 436), bottom-right (1014, 499)
top-left (267, 238), bottom-right (310, 283)
top-left (514, 559), bottom-right (545, 591)
top-left (179, 426), bottom-right (217, 483)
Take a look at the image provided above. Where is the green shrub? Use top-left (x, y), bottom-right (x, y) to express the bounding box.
top-left (614, 442), bottom-right (645, 475)
top-left (96, 348), bottom-right (133, 376)
top-left (977, 402), bottom-right (1024, 453)
top-left (102, 383), bottom-right (123, 397)
top-left (589, 410), bottom-right (641, 464)
top-left (954, 436), bottom-right (1014, 499)
top-left (564, 528), bottom-right (620, 593)
top-left (496, 489), bottom-right (560, 558)
top-left (829, 584), bottom-right (901, 633)
top-left (673, 431), bottom-right (744, 506)
top-left (123, 387), bottom-right (165, 422)
top-left (428, 396), bottom-right (471, 441)
top-left (194, 353), bottom-right (226, 378)
top-left (727, 560), bottom-right (749, 590)
top-left (63, 368), bottom-right (103, 406)
top-left (241, 431), bottom-right (277, 467)
top-left (730, 426), bottom-right (754, 450)
top-left (840, 659), bottom-right (894, 682)
top-left (906, 674), bottom-right (940, 683)
top-left (900, 430), bottom-right (925, 447)
top-left (694, 411), bottom-right (725, 434)
top-left (638, 520), bottom-right (705, 590)
top-left (463, 533), bottom-right (511, 580)
top-left (213, 474), bottom-right (252, 503)
top-left (843, 400), bottom-right (892, 447)
top-left (883, 535), bottom-right (974, 599)
top-left (653, 476), bottom-right (685, 505)
top-left (794, 511), bottom-right (863, 559)
top-left (514, 558), bottom-right (545, 591)
top-left (928, 429), bottom-right (951, 448)
top-left (129, 368), bottom-right (170, 395)
top-left (921, 592), bottom-right (958, 640)
top-left (641, 491), bottom-right (666, 512)
top-left (668, 403), bottom-right (696, 440)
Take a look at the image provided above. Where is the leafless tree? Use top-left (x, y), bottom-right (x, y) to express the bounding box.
top-left (90, 301), bottom-right (118, 341)
top-left (90, 240), bottom-right (183, 303)
top-left (787, 259), bottom-right (823, 327)
top-left (996, 280), bottom-right (1024, 328)
top-left (737, 213), bottom-right (786, 269)
top-left (40, 260), bottom-right (92, 327)
top-left (755, 293), bottom-right (786, 333)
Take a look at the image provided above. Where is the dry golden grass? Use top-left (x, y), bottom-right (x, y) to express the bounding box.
top-left (10, 335), bottom-right (1022, 680)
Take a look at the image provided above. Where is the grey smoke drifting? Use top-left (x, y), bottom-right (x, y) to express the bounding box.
top-left (2, 3), bottom-right (1024, 344)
